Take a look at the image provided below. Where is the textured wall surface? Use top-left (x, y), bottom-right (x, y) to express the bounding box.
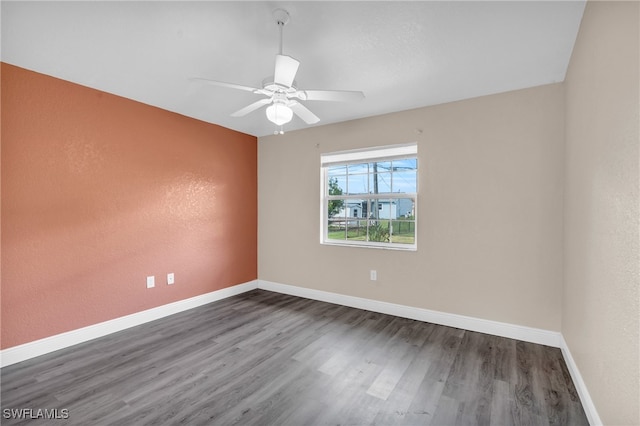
top-left (259, 83), bottom-right (565, 332)
top-left (563, 2), bottom-right (640, 425)
top-left (1, 63), bottom-right (257, 349)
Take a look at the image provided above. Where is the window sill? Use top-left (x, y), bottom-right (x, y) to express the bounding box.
top-left (321, 240), bottom-right (417, 251)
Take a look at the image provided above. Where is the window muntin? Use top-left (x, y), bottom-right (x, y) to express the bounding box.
top-left (321, 144), bottom-right (417, 250)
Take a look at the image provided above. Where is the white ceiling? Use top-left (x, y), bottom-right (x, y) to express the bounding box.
top-left (2, 1), bottom-right (585, 137)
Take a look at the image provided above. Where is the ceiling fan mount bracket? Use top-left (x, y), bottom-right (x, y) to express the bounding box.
top-left (273, 9), bottom-right (290, 27)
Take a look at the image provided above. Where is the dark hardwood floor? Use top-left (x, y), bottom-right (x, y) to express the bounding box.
top-left (1, 290), bottom-right (588, 425)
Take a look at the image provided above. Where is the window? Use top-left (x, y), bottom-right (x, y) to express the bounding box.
top-left (321, 143), bottom-right (418, 250)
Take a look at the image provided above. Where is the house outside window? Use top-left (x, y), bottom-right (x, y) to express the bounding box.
top-left (321, 143), bottom-right (418, 250)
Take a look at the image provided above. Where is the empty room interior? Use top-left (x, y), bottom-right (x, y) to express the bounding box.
top-left (1, 1), bottom-right (638, 425)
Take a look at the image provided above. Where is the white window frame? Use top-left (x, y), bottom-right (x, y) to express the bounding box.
top-left (320, 143), bottom-right (418, 251)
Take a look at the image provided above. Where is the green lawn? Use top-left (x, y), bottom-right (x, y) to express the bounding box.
top-left (328, 220), bottom-right (415, 244)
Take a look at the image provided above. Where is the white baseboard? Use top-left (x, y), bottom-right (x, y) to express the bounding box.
top-left (258, 280), bottom-right (562, 348)
top-left (1, 278), bottom-right (599, 425)
top-left (559, 335), bottom-right (602, 426)
top-left (0, 280), bottom-right (258, 368)
top-left (2, 279), bottom-right (559, 367)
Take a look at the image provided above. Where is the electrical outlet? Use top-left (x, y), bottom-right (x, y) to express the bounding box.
top-left (146, 276), bottom-right (155, 289)
top-left (370, 270), bottom-right (377, 281)
top-left (167, 273), bottom-right (175, 285)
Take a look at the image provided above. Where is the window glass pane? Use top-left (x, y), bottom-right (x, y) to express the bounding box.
top-left (346, 173), bottom-right (368, 194)
top-left (327, 165), bottom-right (346, 177)
top-left (390, 221), bottom-right (415, 244)
top-left (327, 222), bottom-right (346, 241)
top-left (392, 158), bottom-right (417, 171)
top-left (370, 173), bottom-right (391, 193)
top-left (367, 217), bottom-right (391, 243)
top-left (370, 161), bottom-right (392, 173)
top-left (392, 170), bottom-right (417, 193)
top-left (360, 199), bottom-right (369, 218)
top-left (327, 204), bottom-right (346, 241)
top-left (327, 197), bottom-right (345, 219)
top-left (395, 198), bottom-right (415, 218)
top-left (348, 163), bottom-right (369, 175)
top-left (327, 175), bottom-right (346, 196)
top-left (368, 199), bottom-right (380, 220)
top-left (344, 200), bottom-right (365, 218)
top-left (375, 199), bottom-right (394, 219)
top-left (346, 217), bottom-right (367, 242)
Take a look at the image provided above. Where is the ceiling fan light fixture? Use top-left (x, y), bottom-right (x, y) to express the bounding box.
top-left (266, 103), bottom-right (293, 126)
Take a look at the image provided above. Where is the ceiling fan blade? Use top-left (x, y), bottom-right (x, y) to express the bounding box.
top-left (190, 78), bottom-right (260, 93)
top-left (274, 55), bottom-right (299, 88)
top-left (303, 90), bottom-right (365, 102)
top-left (231, 99), bottom-right (271, 117)
top-left (289, 102), bottom-right (320, 124)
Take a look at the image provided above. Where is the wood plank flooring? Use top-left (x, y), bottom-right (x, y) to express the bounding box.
top-left (1, 290), bottom-right (589, 425)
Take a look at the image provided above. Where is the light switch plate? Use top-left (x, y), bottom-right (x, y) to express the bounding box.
top-left (167, 273), bottom-right (175, 285)
top-left (146, 276), bottom-right (155, 288)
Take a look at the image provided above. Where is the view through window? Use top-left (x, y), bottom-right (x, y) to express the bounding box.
top-left (321, 144), bottom-right (418, 250)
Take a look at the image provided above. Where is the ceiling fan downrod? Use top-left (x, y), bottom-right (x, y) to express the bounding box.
top-left (273, 8), bottom-right (290, 56)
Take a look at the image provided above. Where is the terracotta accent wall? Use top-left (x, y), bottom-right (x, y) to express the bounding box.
top-left (563, 2), bottom-right (639, 424)
top-left (1, 63), bottom-right (257, 349)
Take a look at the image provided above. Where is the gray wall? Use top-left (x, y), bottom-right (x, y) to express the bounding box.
top-left (259, 83), bottom-right (565, 332)
top-left (563, 2), bottom-right (639, 424)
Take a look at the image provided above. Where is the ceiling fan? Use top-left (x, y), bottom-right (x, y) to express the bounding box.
top-left (192, 8), bottom-right (365, 134)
